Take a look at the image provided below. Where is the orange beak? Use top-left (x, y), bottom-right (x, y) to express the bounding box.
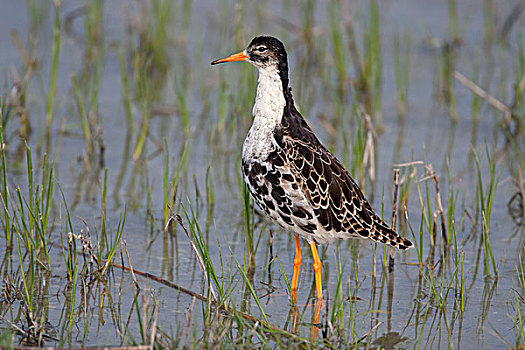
top-left (211, 51), bottom-right (248, 65)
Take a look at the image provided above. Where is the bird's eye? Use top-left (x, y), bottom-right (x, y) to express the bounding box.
top-left (256, 46), bottom-right (267, 53)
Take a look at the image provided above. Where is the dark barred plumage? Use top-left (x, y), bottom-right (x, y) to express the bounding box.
top-left (212, 35), bottom-right (412, 301)
top-left (242, 103), bottom-right (413, 249)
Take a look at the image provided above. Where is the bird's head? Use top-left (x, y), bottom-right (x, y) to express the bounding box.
top-left (211, 36), bottom-right (288, 74)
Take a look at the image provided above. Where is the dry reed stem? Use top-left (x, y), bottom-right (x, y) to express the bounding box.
top-left (362, 112), bottom-right (376, 185)
top-left (389, 169), bottom-right (400, 269)
top-left (392, 161), bottom-right (424, 167)
top-left (184, 296), bottom-right (196, 348)
top-left (424, 164), bottom-right (448, 247)
top-left (169, 214), bottom-right (218, 302)
top-left (355, 321), bottom-right (382, 345)
top-left (149, 301), bottom-right (159, 349)
top-left (453, 71), bottom-right (513, 128)
top-left (124, 240), bottom-right (140, 290)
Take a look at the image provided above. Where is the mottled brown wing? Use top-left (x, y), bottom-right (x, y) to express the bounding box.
top-left (284, 138), bottom-right (413, 250)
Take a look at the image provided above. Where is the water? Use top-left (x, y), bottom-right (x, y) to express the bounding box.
top-left (0, 1), bottom-right (524, 348)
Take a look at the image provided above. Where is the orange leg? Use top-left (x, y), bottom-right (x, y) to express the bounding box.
top-left (309, 242), bottom-right (323, 300)
top-left (291, 235), bottom-right (302, 303)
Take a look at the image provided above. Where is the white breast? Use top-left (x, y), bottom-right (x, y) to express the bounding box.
top-left (242, 65), bottom-right (286, 162)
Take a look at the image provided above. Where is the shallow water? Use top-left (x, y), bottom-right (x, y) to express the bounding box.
top-left (1, 1), bottom-right (524, 348)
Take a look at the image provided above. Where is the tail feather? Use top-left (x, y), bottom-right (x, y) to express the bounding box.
top-left (371, 224), bottom-right (413, 250)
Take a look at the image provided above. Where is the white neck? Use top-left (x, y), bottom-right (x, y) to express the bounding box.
top-left (252, 65), bottom-right (286, 122)
top-left (242, 65), bottom-right (286, 161)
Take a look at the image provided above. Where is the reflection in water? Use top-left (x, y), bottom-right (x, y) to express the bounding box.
top-left (309, 299), bottom-right (322, 342)
top-left (285, 298), bottom-right (322, 342)
top-left (286, 305), bottom-right (299, 334)
top-left (112, 131), bottom-right (132, 210)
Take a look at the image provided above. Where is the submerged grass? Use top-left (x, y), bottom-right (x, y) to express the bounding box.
top-left (1, 143), bottom-right (56, 344)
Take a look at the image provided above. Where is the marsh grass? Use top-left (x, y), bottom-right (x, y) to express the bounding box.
top-left (119, 46), bottom-right (135, 138)
top-left (515, 255), bottom-right (525, 347)
top-left (125, 0), bottom-right (174, 161)
top-left (44, 1), bottom-right (60, 138)
top-left (162, 138), bottom-right (190, 225)
top-left (0, 143), bottom-right (55, 345)
top-left (0, 132), bottom-right (130, 347)
top-left (0, 123), bottom-right (11, 247)
top-left (241, 182), bottom-right (256, 266)
top-left (472, 144), bottom-right (499, 278)
top-left (179, 208), bottom-right (223, 301)
top-left (0, 0), bottom-right (523, 348)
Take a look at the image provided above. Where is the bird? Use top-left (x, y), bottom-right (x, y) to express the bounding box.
top-left (211, 36), bottom-right (413, 302)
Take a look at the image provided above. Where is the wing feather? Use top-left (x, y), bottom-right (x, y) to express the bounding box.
top-left (281, 131), bottom-right (413, 249)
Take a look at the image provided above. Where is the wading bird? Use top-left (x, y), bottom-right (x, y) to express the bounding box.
top-left (211, 36), bottom-right (413, 301)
